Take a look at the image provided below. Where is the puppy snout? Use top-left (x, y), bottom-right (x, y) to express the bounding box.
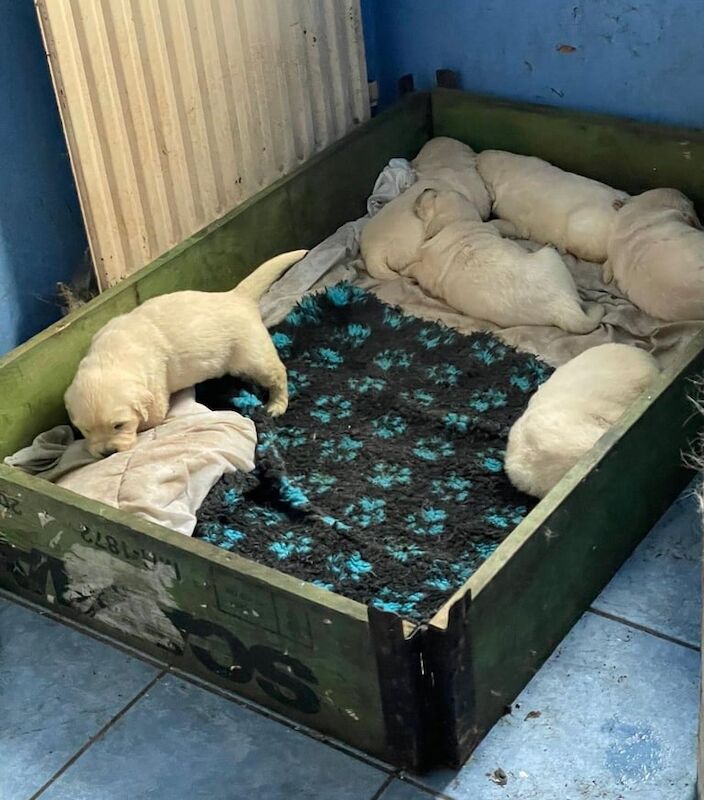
top-left (99, 447), bottom-right (118, 458)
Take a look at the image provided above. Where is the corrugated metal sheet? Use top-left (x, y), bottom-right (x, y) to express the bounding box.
top-left (35, 0), bottom-right (369, 289)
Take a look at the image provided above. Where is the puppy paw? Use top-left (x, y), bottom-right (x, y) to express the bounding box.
top-left (266, 398), bottom-right (288, 417)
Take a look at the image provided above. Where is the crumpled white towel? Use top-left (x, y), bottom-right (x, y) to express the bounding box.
top-left (5, 389), bottom-right (256, 535)
top-left (366, 158), bottom-right (416, 216)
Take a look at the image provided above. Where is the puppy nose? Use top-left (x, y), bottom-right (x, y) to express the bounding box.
top-left (99, 447), bottom-right (118, 458)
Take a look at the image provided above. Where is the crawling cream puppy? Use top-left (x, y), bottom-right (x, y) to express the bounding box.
top-left (505, 343), bottom-right (659, 498)
top-left (405, 188), bottom-right (604, 333)
top-left (65, 250), bottom-right (307, 458)
top-left (477, 150), bottom-right (628, 263)
top-left (604, 188), bottom-right (704, 320)
top-left (360, 137), bottom-right (491, 279)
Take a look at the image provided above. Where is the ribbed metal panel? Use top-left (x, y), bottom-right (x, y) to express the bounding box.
top-left (36, 0), bottom-right (369, 289)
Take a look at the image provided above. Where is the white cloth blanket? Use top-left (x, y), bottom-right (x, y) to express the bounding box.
top-left (7, 146), bottom-right (701, 536)
top-left (261, 153), bottom-right (702, 369)
top-left (5, 390), bottom-right (256, 535)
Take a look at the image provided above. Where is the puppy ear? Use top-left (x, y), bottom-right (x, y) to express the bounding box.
top-left (134, 389), bottom-right (154, 426)
top-left (414, 188), bottom-right (438, 222)
top-left (133, 388), bottom-right (168, 429)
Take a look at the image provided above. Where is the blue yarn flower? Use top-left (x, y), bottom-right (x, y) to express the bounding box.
top-left (344, 497), bottom-right (386, 528)
top-left (413, 436), bottom-right (455, 461)
top-left (372, 413), bottom-right (407, 439)
top-left (367, 463), bottom-right (412, 489)
top-left (471, 339), bottom-right (507, 365)
top-left (269, 531), bottom-right (313, 559)
top-left (310, 394), bottom-right (353, 423)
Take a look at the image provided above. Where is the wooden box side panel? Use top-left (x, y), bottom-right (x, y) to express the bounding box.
top-left (0, 468), bottom-right (390, 758)
top-left (431, 88), bottom-right (704, 206)
top-left (0, 93), bottom-right (430, 460)
top-left (432, 333), bottom-right (704, 765)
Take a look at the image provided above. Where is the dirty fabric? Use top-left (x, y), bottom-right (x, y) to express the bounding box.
top-left (196, 284), bottom-right (551, 622)
top-left (6, 390), bottom-right (257, 536)
top-left (261, 157), bottom-right (702, 369)
top-left (4, 425), bottom-right (97, 483)
top-left (259, 157), bottom-right (414, 327)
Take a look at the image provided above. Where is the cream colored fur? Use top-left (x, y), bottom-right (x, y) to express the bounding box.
top-left (360, 137), bottom-right (491, 279)
top-left (64, 250), bottom-right (307, 458)
top-left (477, 149), bottom-right (628, 263)
top-left (406, 188), bottom-right (604, 333)
top-left (505, 343), bottom-right (659, 498)
top-left (604, 188), bottom-right (704, 321)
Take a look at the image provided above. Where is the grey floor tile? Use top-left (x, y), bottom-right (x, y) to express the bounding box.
top-left (380, 779), bottom-right (441, 799)
top-left (593, 483), bottom-right (702, 647)
top-left (38, 674), bottom-right (388, 800)
top-left (414, 613), bottom-right (699, 800)
top-left (0, 602), bottom-right (159, 800)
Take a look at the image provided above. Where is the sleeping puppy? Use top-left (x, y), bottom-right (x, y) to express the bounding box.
top-left (412, 137), bottom-right (492, 221)
top-left (505, 343), bottom-right (659, 498)
top-left (604, 188), bottom-right (704, 321)
top-left (405, 188), bottom-right (604, 333)
top-left (476, 150), bottom-right (628, 263)
top-left (360, 137), bottom-right (491, 279)
top-left (64, 250), bottom-right (307, 458)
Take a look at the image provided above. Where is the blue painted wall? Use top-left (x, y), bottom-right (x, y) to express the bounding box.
top-left (2, 0), bottom-right (700, 355)
top-left (362, 0), bottom-right (704, 128)
top-left (0, 0), bottom-right (86, 355)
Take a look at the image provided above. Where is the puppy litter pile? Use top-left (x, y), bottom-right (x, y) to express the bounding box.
top-left (196, 284), bottom-right (552, 622)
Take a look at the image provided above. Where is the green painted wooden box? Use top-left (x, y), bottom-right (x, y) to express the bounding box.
top-left (1, 89), bottom-right (703, 772)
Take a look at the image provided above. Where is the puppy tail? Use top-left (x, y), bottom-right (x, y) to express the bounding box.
top-left (232, 249), bottom-right (308, 300)
top-left (556, 301), bottom-right (605, 334)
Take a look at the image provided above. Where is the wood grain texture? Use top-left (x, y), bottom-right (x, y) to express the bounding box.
top-left (35, 0), bottom-right (370, 288)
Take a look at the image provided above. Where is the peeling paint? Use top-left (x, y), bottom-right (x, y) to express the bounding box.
top-left (48, 530), bottom-right (63, 548)
top-left (37, 511), bottom-right (55, 528)
top-left (63, 543), bottom-right (184, 650)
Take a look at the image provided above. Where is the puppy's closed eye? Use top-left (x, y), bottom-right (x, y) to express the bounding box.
top-left (112, 422), bottom-right (126, 431)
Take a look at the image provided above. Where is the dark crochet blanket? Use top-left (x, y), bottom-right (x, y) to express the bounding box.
top-left (195, 283), bottom-right (552, 622)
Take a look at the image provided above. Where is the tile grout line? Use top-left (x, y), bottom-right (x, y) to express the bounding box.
top-left (587, 607), bottom-right (700, 652)
top-left (165, 663), bottom-right (397, 774)
top-left (368, 772), bottom-right (399, 800)
top-left (2, 592), bottom-right (396, 775)
top-left (0, 590), bottom-right (170, 672)
top-left (398, 773), bottom-right (458, 800)
top-left (28, 669), bottom-right (167, 800)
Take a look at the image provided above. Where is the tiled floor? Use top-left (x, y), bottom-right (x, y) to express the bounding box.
top-left (1, 483), bottom-right (700, 800)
